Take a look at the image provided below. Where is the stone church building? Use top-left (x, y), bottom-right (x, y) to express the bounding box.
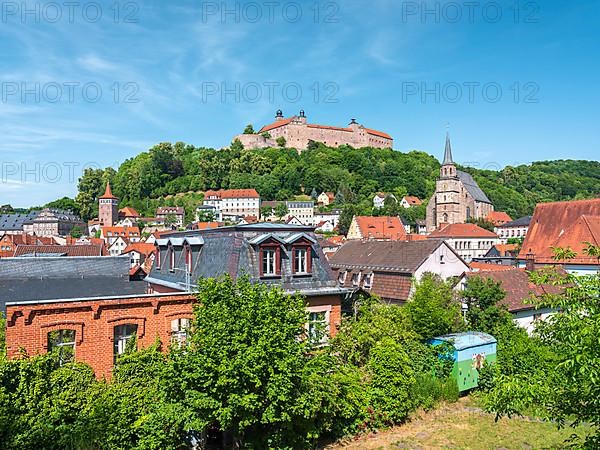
top-left (426, 135), bottom-right (494, 232)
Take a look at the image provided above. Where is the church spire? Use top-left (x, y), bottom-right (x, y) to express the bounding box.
top-left (442, 132), bottom-right (454, 165)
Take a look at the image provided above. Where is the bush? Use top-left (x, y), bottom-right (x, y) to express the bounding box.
top-left (411, 374), bottom-right (459, 411)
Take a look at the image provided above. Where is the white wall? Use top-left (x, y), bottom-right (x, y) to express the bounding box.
top-left (415, 242), bottom-right (470, 280)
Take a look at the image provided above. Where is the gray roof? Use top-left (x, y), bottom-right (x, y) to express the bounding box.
top-left (498, 216), bottom-right (532, 228)
top-left (443, 133), bottom-right (454, 165)
top-left (457, 170), bottom-right (492, 204)
top-left (147, 224), bottom-right (341, 296)
top-left (329, 239), bottom-right (449, 273)
top-left (0, 211), bottom-right (40, 231)
top-left (0, 256), bottom-right (146, 311)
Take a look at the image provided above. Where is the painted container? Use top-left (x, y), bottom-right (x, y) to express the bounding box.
top-left (429, 332), bottom-right (497, 392)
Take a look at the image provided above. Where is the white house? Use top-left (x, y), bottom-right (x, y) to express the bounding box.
top-left (285, 201), bottom-right (314, 226)
top-left (315, 220), bottom-right (335, 233)
top-left (428, 223), bottom-right (501, 263)
top-left (108, 236), bottom-right (129, 256)
top-left (373, 192), bottom-right (396, 209)
top-left (314, 209), bottom-right (341, 228)
top-left (495, 216), bottom-right (531, 243)
top-left (203, 189), bottom-right (260, 220)
top-left (400, 196), bottom-right (422, 209)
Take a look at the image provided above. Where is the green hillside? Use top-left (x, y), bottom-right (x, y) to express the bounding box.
top-left (72, 142), bottom-right (600, 223)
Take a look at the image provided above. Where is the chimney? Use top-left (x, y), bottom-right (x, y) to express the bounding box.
top-left (525, 252), bottom-right (535, 271)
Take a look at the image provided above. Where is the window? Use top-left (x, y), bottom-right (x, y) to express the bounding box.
top-left (48, 329), bottom-right (75, 365)
top-left (294, 247), bottom-right (310, 274)
top-left (338, 271), bottom-right (347, 284)
top-left (171, 318), bottom-right (191, 347)
top-left (308, 311), bottom-right (328, 344)
top-left (351, 272), bottom-right (361, 287)
top-left (363, 273), bottom-right (374, 289)
top-left (440, 254), bottom-right (445, 264)
top-left (262, 248), bottom-right (277, 276)
top-left (114, 324), bottom-right (138, 362)
top-left (169, 245), bottom-right (175, 272)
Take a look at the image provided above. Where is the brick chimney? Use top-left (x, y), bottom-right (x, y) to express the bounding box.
top-left (525, 252), bottom-right (535, 271)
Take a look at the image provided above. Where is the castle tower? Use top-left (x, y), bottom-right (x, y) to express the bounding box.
top-left (275, 109), bottom-right (284, 121)
top-left (99, 182), bottom-right (119, 226)
top-left (434, 134), bottom-right (461, 227)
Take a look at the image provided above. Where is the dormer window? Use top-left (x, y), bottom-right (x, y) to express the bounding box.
top-left (262, 248), bottom-right (277, 276)
top-left (337, 270), bottom-right (347, 284)
top-left (352, 272), bottom-right (361, 287)
top-left (185, 245), bottom-right (192, 273)
top-left (169, 245), bottom-right (175, 272)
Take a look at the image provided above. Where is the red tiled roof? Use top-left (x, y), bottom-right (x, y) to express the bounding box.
top-left (406, 234), bottom-right (427, 241)
top-left (13, 244), bottom-right (104, 257)
top-left (122, 242), bottom-right (157, 257)
top-left (99, 182), bottom-right (117, 199)
top-left (364, 128), bottom-right (393, 140)
top-left (403, 196), bottom-right (422, 206)
top-left (119, 207), bottom-right (140, 218)
top-left (470, 262), bottom-right (516, 272)
top-left (307, 124), bottom-right (352, 133)
top-left (465, 268), bottom-right (566, 312)
top-left (487, 211), bottom-right (513, 226)
top-left (519, 199), bottom-right (600, 264)
top-left (190, 222), bottom-right (222, 230)
top-left (494, 244), bottom-right (520, 257)
top-left (353, 216), bottom-right (407, 241)
top-left (102, 226), bottom-right (141, 237)
top-left (204, 189), bottom-right (260, 199)
top-left (0, 234), bottom-right (56, 246)
top-left (429, 223), bottom-right (498, 239)
top-left (259, 117), bottom-right (294, 133)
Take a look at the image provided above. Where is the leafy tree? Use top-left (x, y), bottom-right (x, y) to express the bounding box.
top-left (551, 246), bottom-right (577, 263)
top-left (462, 277), bottom-right (512, 334)
top-left (274, 202), bottom-right (289, 221)
top-left (484, 272), bottom-right (600, 448)
top-left (0, 204), bottom-right (14, 214)
top-left (45, 197), bottom-right (79, 214)
top-left (69, 226), bottom-right (83, 239)
top-left (196, 209), bottom-right (216, 223)
top-left (276, 136), bottom-right (286, 148)
top-left (261, 131), bottom-right (271, 139)
top-left (467, 217), bottom-right (496, 232)
top-left (174, 276), bottom-right (336, 448)
top-left (230, 138), bottom-right (244, 152)
top-left (259, 205), bottom-right (274, 220)
top-left (583, 242), bottom-right (600, 270)
top-left (163, 213), bottom-right (177, 228)
top-left (243, 124), bottom-right (255, 134)
top-left (404, 273), bottom-right (463, 339)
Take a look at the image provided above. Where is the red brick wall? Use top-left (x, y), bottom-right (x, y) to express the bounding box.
top-left (5, 292), bottom-right (342, 379)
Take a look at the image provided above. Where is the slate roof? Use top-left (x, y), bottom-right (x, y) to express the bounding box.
top-left (0, 256), bottom-right (146, 312)
top-left (0, 211), bottom-right (40, 231)
top-left (329, 239), bottom-right (447, 273)
top-left (457, 170), bottom-right (492, 204)
top-left (147, 224), bottom-right (344, 296)
top-left (498, 216), bottom-right (532, 228)
top-left (13, 244), bottom-right (105, 257)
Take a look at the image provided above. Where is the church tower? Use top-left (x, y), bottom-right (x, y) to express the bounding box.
top-left (98, 182), bottom-right (118, 226)
top-left (433, 134), bottom-right (461, 227)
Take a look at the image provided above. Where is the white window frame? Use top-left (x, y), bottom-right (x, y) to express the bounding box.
top-left (171, 318), bottom-right (191, 347)
top-left (363, 273), bottom-right (374, 289)
top-left (294, 247), bottom-right (308, 274)
top-left (306, 305), bottom-right (331, 345)
top-left (262, 248), bottom-right (276, 276)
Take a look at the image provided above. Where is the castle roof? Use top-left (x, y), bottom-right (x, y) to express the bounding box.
top-left (258, 116), bottom-right (392, 141)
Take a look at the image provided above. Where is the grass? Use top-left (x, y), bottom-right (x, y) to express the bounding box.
top-left (327, 397), bottom-right (590, 450)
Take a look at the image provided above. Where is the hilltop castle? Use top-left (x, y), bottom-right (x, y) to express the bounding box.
top-left (425, 134), bottom-right (494, 231)
top-left (234, 110), bottom-right (393, 151)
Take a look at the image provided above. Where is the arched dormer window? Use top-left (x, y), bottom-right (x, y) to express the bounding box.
top-left (184, 244), bottom-right (192, 274)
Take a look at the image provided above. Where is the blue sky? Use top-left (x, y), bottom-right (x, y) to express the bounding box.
top-left (1, 0), bottom-right (599, 207)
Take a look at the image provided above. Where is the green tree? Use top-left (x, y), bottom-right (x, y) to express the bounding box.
top-left (551, 246), bottom-right (577, 263)
top-left (484, 272), bottom-right (600, 448)
top-left (243, 124), bottom-right (255, 134)
top-left (462, 277), bottom-right (511, 334)
top-left (404, 273), bottom-right (463, 339)
top-left (45, 197), bottom-right (79, 215)
top-left (174, 276), bottom-right (336, 448)
top-left (583, 242), bottom-right (600, 271)
top-left (230, 138), bottom-right (244, 152)
top-left (261, 131), bottom-right (271, 139)
top-left (276, 136), bottom-right (286, 148)
top-left (274, 202), bottom-right (289, 221)
top-left (69, 226), bottom-right (83, 239)
top-left (260, 205), bottom-right (274, 220)
top-left (338, 205), bottom-right (357, 236)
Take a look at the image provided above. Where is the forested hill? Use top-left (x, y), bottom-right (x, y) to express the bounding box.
top-left (72, 142), bottom-right (600, 221)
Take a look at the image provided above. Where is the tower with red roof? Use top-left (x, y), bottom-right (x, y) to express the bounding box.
top-left (99, 182), bottom-right (119, 226)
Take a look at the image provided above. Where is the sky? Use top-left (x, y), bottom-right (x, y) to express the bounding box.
top-left (0, 0), bottom-right (599, 207)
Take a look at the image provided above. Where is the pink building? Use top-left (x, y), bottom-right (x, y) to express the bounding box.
top-left (234, 111), bottom-right (393, 151)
